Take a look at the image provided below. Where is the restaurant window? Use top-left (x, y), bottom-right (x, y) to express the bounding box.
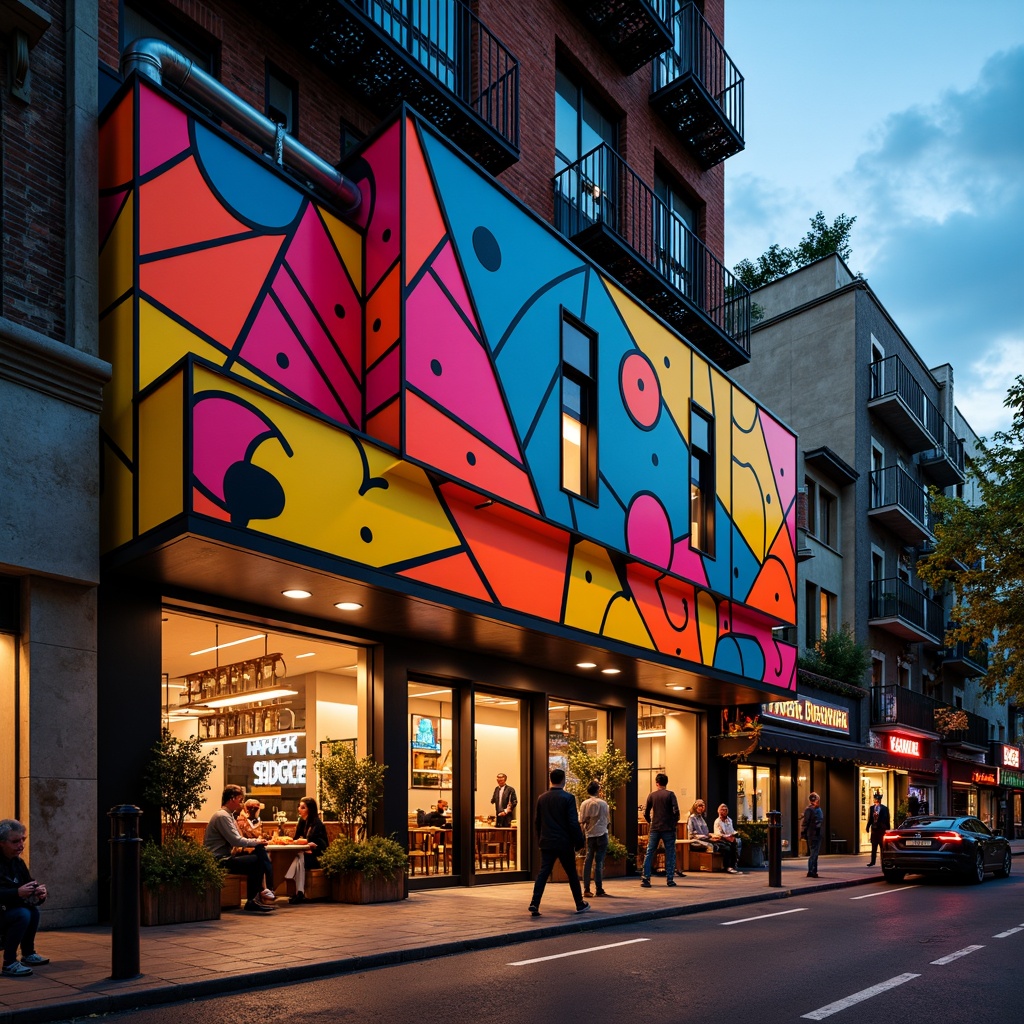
top-left (266, 63), bottom-right (298, 135)
top-left (690, 404), bottom-right (715, 555)
top-left (408, 681), bottom-right (454, 877)
top-left (161, 609), bottom-right (367, 825)
top-left (561, 314), bottom-right (598, 502)
top-left (474, 691), bottom-right (522, 874)
top-left (548, 700), bottom-right (608, 778)
top-left (0, 627), bottom-right (14, 816)
top-left (637, 700), bottom-right (698, 812)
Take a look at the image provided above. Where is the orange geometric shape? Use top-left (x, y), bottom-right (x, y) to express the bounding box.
top-left (366, 398), bottom-right (401, 450)
top-left (99, 89), bottom-right (135, 191)
top-left (405, 118), bottom-right (447, 285)
top-left (406, 393), bottom-right (539, 512)
top-left (139, 233), bottom-right (285, 347)
top-left (139, 156), bottom-right (253, 256)
top-left (193, 486), bottom-right (231, 521)
top-left (626, 565), bottom-right (702, 663)
top-left (744, 524), bottom-right (797, 624)
top-left (441, 484), bottom-right (569, 620)
top-left (399, 550), bottom-right (493, 604)
top-left (366, 263), bottom-right (401, 366)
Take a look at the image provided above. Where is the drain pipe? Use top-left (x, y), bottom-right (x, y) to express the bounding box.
top-left (121, 38), bottom-right (361, 215)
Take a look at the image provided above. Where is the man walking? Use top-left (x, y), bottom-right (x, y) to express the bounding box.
top-left (866, 793), bottom-right (890, 867)
top-left (801, 792), bottom-right (823, 878)
top-left (641, 773), bottom-right (683, 887)
top-left (579, 781), bottom-right (610, 897)
top-left (528, 769), bottom-right (589, 917)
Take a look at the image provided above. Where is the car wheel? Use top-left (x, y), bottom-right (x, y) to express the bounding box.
top-left (882, 869), bottom-right (904, 884)
top-left (968, 849), bottom-right (985, 884)
top-left (994, 849), bottom-right (1012, 879)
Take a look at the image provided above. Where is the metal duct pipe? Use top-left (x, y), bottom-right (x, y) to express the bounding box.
top-left (120, 38), bottom-right (361, 215)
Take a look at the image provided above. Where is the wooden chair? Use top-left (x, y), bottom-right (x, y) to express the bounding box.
top-left (407, 829), bottom-right (438, 875)
top-left (477, 830), bottom-right (506, 870)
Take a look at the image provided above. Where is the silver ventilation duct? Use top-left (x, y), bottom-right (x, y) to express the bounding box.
top-left (120, 38), bottom-right (362, 215)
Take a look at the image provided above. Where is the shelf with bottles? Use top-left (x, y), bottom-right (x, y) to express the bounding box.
top-left (193, 702), bottom-right (298, 740)
top-left (177, 653), bottom-right (288, 707)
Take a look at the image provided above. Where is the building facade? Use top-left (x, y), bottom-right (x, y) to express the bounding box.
top-left (4, 0), bottom-right (808, 924)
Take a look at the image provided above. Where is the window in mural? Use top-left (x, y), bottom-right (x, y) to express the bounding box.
top-left (690, 404), bottom-right (715, 555)
top-left (561, 315), bottom-right (597, 502)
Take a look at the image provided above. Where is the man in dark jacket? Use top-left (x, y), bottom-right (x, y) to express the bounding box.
top-left (641, 773), bottom-right (683, 887)
top-left (866, 793), bottom-right (891, 867)
top-left (0, 819), bottom-right (50, 977)
top-left (801, 792), bottom-right (823, 877)
top-left (528, 769), bottom-right (589, 917)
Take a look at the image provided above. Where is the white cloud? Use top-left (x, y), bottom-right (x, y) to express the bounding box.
top-left (954, 337), bottom-right (1024, 440)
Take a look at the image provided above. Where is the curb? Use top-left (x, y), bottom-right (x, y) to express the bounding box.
top-left (7, 874), bottom-right (878, 1024)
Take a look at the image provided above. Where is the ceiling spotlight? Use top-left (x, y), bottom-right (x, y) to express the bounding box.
top-left (334, 601), bottom-right (363, 611)
top-left (601, 668), bottom-right (621, 675)
top-left (282, 589), bottom-right (311, 599)
top-left (576, 662), bottom-right (597, 669)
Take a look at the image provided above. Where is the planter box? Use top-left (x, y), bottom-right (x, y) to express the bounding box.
top-left (329, 871), bottom-right (404, 904)
top-left (142, 883), bottom-right (221, 926)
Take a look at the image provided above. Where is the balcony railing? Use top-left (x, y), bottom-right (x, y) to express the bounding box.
top-left (651, 2), bottom-right (744, 168)
top-left (553, 143), bottom-right (750, 368)
top-left (867, 466), bottom-right (933, 545)
top-left (940, 707), bottom-right (990, 749)
top-left (871, 684), bottom-right (943, 734)
top-left (941, 638), bottom-right (989, 678)
top-left (868, 577), bottom-right (943, 643)
top-left (249, 0), bottom-right (519, 171)
top-left (561, 0), bottom-right (674, 74)
top-left (918, 416), bottom-right (966, 486)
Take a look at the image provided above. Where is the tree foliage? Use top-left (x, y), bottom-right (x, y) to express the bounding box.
top-left (564, 738), bottom-right (634, 811)
top-left (733, 211), bottom-right (856, 290)
top-left (142, 729), bottom-right (216, 839)
top-left (917, 377), bottom-right (1024, 702)
top-left (316, 741), bottom-right (387, 839)
top-left (797, 623), bottom-right (871, 687)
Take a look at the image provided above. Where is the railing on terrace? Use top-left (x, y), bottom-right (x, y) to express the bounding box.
top-left (868, 466), bottom-right (933, 531)
top-left (868, 577), bottom-right (943, 641)
top-left (940, 707), bottom-right (990, 748)
top-left (552, 143), bottom-right (750, 356)
top-left (921, 417), bottom-right (967, 479)
top-left (942, 638), bottom-right (990, 674)
top-left (652, 3), bottom-right (744, 151)
top-left (870, 684), bottom-right (943, 733)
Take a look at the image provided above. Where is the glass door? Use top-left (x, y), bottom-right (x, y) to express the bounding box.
top-left (473, 691), bottom-right (522, 875)
top-left (408, 681), bottom-right (454, 877)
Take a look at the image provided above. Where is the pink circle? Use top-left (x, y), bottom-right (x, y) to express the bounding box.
top-left (621, 353), bottom-right (660, 428)
top-left (626, 493), bottom-right (672, 569)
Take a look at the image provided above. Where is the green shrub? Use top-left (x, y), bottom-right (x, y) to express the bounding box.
top-left (605, 834), bottom-right (628, 860)
top-left (319, 834), bottom-right (407, 881)
top-left (798, 624), bottom-right (870, 687)
top-left (140, 836), bottom-right (226, 894)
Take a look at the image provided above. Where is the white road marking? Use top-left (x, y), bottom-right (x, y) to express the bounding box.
top-left (849, 887), bottom-right (915, 899)
top-left (720, 907), bottom-right (808, 926)
top-left (930, 944), bottom-right (984, 964)
top-left (993, 924), bottom-right (1024, 938)
top-left (801, 973), bottom-right (920, 1019)
top-left (508, 937), bottom-right (650, 965)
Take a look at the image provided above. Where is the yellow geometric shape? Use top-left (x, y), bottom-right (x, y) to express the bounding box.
top-left (321, 206), bottom-right (363, 296)
top-left (603, 593), bottom-right (655, 650)
top-left (564, 540), bottom-right (622, 636)
top-left (99, 192), bottom-right (134, 315)
top-left (138, 372), bottom-right (185, 534)
top-left (691, 352), bottom-right (714, 412)
top-left (711, 367), bottom-right (733, 508)
top-left (696, 589), bottom-right (719, 666)
top-left (139, 299), bottom-right (229, 392)
top-left (731, 393), bottom-right (783, 563)
top-left (100, 296), bottom-right (136, 460)
top-left (100, 441), bottom-right (134, 552)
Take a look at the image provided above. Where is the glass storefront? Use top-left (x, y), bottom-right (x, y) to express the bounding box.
top-left (474, 690), bottom-right (522, 874)
top-left (637, 700), bottom-right (699, 812)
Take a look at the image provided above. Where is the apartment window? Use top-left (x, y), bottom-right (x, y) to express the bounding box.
top-left (654, 171), bottom-right (700, 300)
top-left (804, 582), bottom-right (818, 647)
top-left (560, 314), bottom-right (597, 502)
top-left (690, 405), bottom-right (715, 556)
top-left (871, 549), bottom-right (885, 582)
top-left (819, 588), bottom-right (836, 639)
top-left (266, 64), bottom-right (298, 134)
top-left (818, 488), bottom-right (837, 548)
top-left (871, 655), bottom-right (884, 687)
top-left (369, 0), bottom-right (462, 91)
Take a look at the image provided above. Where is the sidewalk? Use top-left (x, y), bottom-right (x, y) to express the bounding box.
top-left (4, 844), bottom-right (1022, 1023)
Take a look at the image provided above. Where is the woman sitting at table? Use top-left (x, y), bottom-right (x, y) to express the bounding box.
top-left (286, 797), bottom-right (329, 904)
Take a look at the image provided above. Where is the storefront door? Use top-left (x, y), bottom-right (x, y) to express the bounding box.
top-left (473, 691), bottom-right (522, 876)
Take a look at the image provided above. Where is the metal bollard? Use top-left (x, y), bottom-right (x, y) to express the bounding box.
top-left (767, 809), bottom-right (782, 887)
top-left (108, 805), bottom-right (143, 979)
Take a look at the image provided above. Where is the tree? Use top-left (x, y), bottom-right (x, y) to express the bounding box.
top-left (564, 738), bottom-right (634, 811)
top-left (316, 741), bottom-right (386, 839)
top-left (733, 211), bottom-right (856, 290)
top-left (917, 376), bottom-right (1024, 702)
top-left (142, 729), bottom-right (217, 840)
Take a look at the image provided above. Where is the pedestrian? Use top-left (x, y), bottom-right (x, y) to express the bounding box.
top-left (640, 773), bottom-right (683, 887)
top-left (0, 819), bottom-right (50, 977)
top-left (801, 792), bottom-right (823, 878)
top-left (528, 768), bottom-right (589, 917)
top-left (579, 780), bottom-right (610, 897)
top-left (906, 793), bottom-right (920, 817)
top-left (866, 793), bottom-right (890, 867)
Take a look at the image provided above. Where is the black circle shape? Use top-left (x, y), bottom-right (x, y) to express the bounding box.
top-left (585, 571), bottom-right (593, 583)
top-left (766, 493), bottom-right (772, 504)
top-left (780, 466), bottom-right (785, 476)
top-left (466, 451), bottom-right (477, 466)
top-left (334, 303), bottom-right (346, 319)
top-left (734, 567), bottom-right (739, 578)
top-left (430, 359), bottom-right (443, 376)
top-left (382, 228), bottom-right (392, 242)
top-left (472, 226), bottom-right (501, 271)
top-left (774, 593), bottom-right (779, 602)
top-left (360, 526), bottom-right (373, 543)
top-left (675, 647), bottom-right (681, 656)
top-left (372, 318), bottom-right (382, 332)
top-left (652, 453), bottom-right (659, 466)
top-left (637, 378), bottom-right (645, 392)
top-left (664, 356), bottom-right (671, 368)
top-left (276, 352), bottom-right (289, 369)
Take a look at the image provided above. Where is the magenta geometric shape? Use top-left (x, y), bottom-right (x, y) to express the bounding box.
top-left (431, 240), bottom-right (478, 330)
top-left (139, 86), bottom-right (191, 177)
top-left (625, 493), bottom-right (672, 569)
top-left (669, 536), bottom-right (709, 588)
top-left (366, 344), bottom-right (400, 416)
top-left (193, 395), bottom-right (277, 503)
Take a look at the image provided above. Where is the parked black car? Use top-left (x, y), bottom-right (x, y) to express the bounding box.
top-left (881, 815), bottom-right (1012, 884)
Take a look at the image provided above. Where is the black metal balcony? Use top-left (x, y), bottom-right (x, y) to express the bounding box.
top-left (917, 417), bottom-right (966, 487)
top-left (650, 3), bottom-right (744, 168)
top-left (867, 355), bottom-right (937, 453)
top-left (868, 577), bottom-right (943, 644)
top-left (561, 0), bottom-right (674, 75)
top-left (868, 466), bottom-right (933, 545)
top-left (870, 684), bottom-right (941, 737)
top-left (941, 638), bottom-right (989, 678)
top-left (553, 144), bottom-right (750, 368)
top-left (248, 0), bottom-right (519, 172)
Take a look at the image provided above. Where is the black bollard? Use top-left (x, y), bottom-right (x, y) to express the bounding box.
top-left (767, 809), bottom-right (782, 888)
top-left (108, 805), bottom-right (143, 979)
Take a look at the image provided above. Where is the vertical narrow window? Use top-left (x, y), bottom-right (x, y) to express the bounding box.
top-left (804, 478), bottom-right (817, 537)
top-left (689, 405), bottom-right (714, 555)
top-left (266, 64), bottom-right (298, 134)
top-left (654, 172), bottom-right (701, 300)
top-left (819, 488), bottom-right (836, 548)
top-left (819, 588), bottom-right (835, 639)
top-left (804, 581), bottom-right (818, 647)
top-left (561, 315), bottom-right (597, 502)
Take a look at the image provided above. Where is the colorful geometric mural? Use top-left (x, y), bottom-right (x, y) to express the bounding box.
top-left (99, 77), bottom-right (797, 692)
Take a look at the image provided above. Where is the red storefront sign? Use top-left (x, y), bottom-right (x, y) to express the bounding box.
top-left (888, 734), bottom-right (921, 757)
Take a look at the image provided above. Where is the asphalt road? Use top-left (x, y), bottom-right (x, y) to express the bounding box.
top-left (54, 873), bottom-right (1023, 1024)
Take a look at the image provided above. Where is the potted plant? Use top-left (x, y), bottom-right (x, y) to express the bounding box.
top-left (139, 729), bottom-right (225, 925)
top-left (736, 819), bottom-right (769, 869)
top-left (316, 742), bottom-right (404, 902)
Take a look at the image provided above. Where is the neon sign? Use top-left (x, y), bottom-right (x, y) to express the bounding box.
top-left (888, 735), bottom-right (921, 757)
top-left (761, 696), bottom-right (850, 734)
top-left (971, 769), bottom-right (997, 786)
top-left (1002, 745), bottom-right (1021, 769)
top-left (248, 733), bottom-right (306, 786)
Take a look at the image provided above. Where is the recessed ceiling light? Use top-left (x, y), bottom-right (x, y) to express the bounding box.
top-left (190, 633), bottom-right (266, 657)
top-left (671, 686), bottom-right (686, 691)
top-left (282, 589), bottom-right (311, 599)
top-left (576, 662), bottom-right (597, 669)
top-left (295, 652), bottom-right (316, 659)
top-left (601, 668), bottom-right (621, 675)
top-left (334, 601), bottom-right (363, 611)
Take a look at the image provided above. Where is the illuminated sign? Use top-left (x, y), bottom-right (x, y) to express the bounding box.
top-left (971, 769), bottom-right (997, 786)
top-left (248, 733), bottom-right (306, 787)
top-left (1001, 745), bottom-right (1021, 769)
top-left (888, 735), bottom-right (921, 757)
top-left (761, 696), bottom-right (850, 735)
top-left (1000, 768), bottom-right (1024, 789)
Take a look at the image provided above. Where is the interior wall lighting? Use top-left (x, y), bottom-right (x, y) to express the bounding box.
top-left (334, 601), bottom-right (363, 611)
top-left (200, 687), bottom-right (298, 709)
top-left (295, 652), bottom-right (316, 659)
top-left (282, 589), bottom-right (312, 599)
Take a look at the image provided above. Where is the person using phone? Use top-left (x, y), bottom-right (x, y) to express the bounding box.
top-left (0, 819), bottom-right (50, 977)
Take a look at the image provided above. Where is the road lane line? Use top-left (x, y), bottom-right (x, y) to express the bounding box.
top-left (850, 887), bottom-right (915, 899)
top-left (993, 925), bottom-right (1024, 938)
top-left (930, 944), bottom-right (984, 965)
top-left (801, 973), bottom-right (920, 1019)
top-left (720, 907), bottom-right (807, 926)
top-left (509, 937), bottom-right (650, 965)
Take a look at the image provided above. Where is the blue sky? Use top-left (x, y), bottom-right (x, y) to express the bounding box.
top-left (724, 1), bottom-right (1024, 438)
